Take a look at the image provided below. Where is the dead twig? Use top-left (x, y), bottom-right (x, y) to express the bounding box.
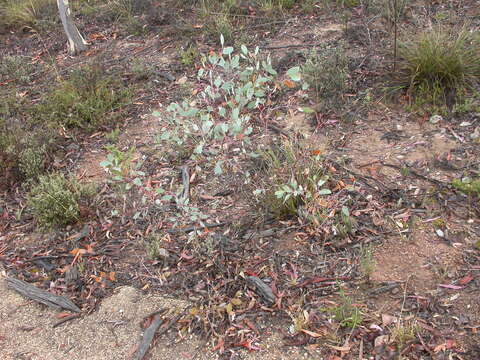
top-left (167, 222), bottom-right (228, 234)
top-left (52, 313), bottom-right (81, 328)
top-left (179, 165), bottom-right (190, 204)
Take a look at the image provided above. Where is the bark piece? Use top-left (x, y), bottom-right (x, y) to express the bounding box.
top-left (134, 315), bottom-right (164, 360)
top-left (246, 276), bottom-right (276, 305)
top-left (6, 277), bottom-right (81, 313)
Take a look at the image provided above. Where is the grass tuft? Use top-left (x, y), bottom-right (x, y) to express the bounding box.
top-left (395, 28), bottom-right (480, 107)
top-left (0, 0), bottom-right (58, 30)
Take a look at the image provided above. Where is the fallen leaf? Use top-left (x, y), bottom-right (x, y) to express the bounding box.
top-left (301, 329), bottom-right (324, 338)
top-left (458, 274), bottom-right (474, 285)
top-left (283, 79), bottom-right (295, 88)
top-left (438, 284), bottom-right (464, 290)
top-left (56, 312), bottom-right (72, 319)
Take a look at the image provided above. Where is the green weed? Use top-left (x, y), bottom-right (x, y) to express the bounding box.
top-left (326, 287), bottom-right (363, 328)
top-left (452, 177), bottom-right (480, 197)
top-left (179, 45), bottom-right (199, 67)
top-left (359, 244), bottom-right (376, 280)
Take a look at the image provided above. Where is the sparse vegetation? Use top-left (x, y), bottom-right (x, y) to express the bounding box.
top-left (34, 64), bottom-right (133, 130)
top-left (0, 55), bottom-right (37, 85)
top-left (1, 0), bottom-right (480, 357)
top-left (302, 43), bottom-right (350, 113)
top-left (255, 141), bottom-right (330, 219)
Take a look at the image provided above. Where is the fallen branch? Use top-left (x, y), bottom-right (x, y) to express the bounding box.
top-left (6, 277), bottom-right (81, 313)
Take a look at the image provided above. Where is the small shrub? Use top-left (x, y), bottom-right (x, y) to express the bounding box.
top-left (254, 141), bottom-right (331, 219)
top-left (179, 45), bottom-right (199, 67)
top-left (395, 28), bottom-right (480, 107)
top-left (302, 43), bottom-right (349, 113)
top-left (27, 173), bottom-right (93, 228)
top-left (0, 114), bottom-right (55, 183)
top-left (19, 144), bottom-right (47, 181)
top-left (155, 40), bottom-right (300, 167)
top-left (0, 55), bottom-right (36, 85)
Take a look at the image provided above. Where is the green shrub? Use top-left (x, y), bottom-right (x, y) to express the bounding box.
top-left (34, 64), bottom-right (132, 130)
top-left (395, 28), bottom-right (480, 106)
top-left (452, 177), bottom-right (480, 197)
top-left (27, 173), bottom-right (94, 228)
top-left (302, 43), bottom-right (349, 113)
top-left (19, 144), bottom-right (47, 181)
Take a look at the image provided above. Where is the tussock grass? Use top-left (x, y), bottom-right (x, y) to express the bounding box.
top-left (0, 0), bottom-right (58, 30)
top-left (395, 28), bottom-right (480, 106)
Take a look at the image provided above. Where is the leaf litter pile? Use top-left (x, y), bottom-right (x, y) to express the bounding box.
top-left (2, 9), bottom-right (480, 360)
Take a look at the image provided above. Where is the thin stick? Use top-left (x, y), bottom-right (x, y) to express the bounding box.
top-left (52, 313), bottom-right (81, 328)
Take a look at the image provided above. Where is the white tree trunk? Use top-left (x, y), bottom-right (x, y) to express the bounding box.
top-left (57, 0), bottom-right (88, 55)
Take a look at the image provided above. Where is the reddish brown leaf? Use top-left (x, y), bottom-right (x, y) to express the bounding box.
top-left (458, 274), bottom-right (474, 285)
